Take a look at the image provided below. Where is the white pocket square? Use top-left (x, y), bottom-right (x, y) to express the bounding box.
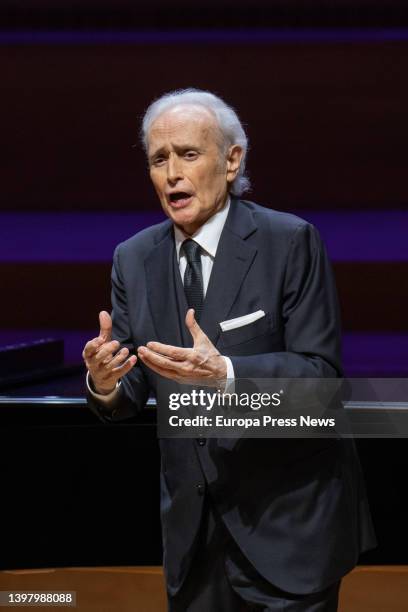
top-left (220, 310), bottom-right (265, 332)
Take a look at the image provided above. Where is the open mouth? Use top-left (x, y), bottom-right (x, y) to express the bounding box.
top-left (168, 192), bottom-right (193, 207)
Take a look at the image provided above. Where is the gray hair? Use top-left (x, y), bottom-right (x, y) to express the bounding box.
top-left (141, 88), bottom-right (250, 196)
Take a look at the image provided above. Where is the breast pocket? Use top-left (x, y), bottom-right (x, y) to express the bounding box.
top-left (218, 312), bottom-right (276, 349)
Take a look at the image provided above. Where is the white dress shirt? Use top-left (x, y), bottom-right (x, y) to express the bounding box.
top-left (87, 197), bottom-right (234, 401)
top-left (174, 198), bottom-right (234, 380)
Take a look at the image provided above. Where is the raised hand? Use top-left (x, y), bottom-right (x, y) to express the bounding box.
top-left (137, 309), bottom-right (227, 386)
top-left (82, 311), bottom-right (137, 395)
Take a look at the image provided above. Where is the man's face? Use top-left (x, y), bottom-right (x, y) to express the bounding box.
top-left (147, 105), bottom-right (240, 235)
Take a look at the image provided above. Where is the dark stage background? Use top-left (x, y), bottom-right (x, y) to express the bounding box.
top-left (1, 0), bottom-right (407, 573)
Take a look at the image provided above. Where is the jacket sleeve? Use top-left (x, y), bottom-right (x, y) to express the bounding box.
top-left (229, 223), bottom-right (343, 379)
top-left (87, 244), bottom-right (150, 422)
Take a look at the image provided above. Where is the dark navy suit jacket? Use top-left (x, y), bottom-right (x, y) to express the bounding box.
top-left (88, 199), bottom-right (376, 596)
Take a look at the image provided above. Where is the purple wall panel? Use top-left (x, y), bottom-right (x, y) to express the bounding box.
top-left (1, 211), bottom-right (407, 262)
top-left (1, 212), bottom-right (165, 262)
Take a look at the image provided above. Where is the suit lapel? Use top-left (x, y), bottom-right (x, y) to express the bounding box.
top-left (144, 222), bottom-right (185, 347)
top-left (199, 200), bottom-right (258, 346)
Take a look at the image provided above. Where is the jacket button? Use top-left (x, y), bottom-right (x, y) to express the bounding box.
top-left (196, 484), bottom-right (205, 496)
top-left (197, 437), bottom-right (206, 446)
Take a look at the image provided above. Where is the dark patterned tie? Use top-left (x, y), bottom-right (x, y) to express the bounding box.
top-left (182, 239), bottom-right (204, 322)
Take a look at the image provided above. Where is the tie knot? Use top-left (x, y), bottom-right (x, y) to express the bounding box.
top-left (182, 239), bottom-right (202, 263)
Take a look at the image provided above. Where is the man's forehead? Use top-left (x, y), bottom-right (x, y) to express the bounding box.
top-left (148, 105), bottom-right (219, 146)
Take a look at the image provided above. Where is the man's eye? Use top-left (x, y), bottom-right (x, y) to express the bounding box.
top-left (153, 157), bottom-right (166, 166)
top-left (184, 151), bottom-right (199, 160)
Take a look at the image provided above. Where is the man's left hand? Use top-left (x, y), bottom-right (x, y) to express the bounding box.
top-left (137, 309), bottom-right (227, 386)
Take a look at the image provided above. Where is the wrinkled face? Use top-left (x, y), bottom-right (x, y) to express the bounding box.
top-left (147, 105), bottom-right (242, 235)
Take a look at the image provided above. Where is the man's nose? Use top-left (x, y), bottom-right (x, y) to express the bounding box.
top-left (167, 153), bottom-right (183, 183)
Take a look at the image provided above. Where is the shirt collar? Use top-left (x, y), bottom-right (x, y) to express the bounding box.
top-left (174, 197), bottom-right (230, 261)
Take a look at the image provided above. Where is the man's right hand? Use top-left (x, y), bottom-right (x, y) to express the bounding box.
top-left (82, 311), bottom-right (137, 395)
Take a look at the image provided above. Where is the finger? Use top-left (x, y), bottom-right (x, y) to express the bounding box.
top-left (138, 347), bottom-right (210, 379)
top-left (111, 354), bottom-right (137, 375)
top-left (138, 346), bottom-right (183, 373)
top-left (141, 360), bottom-right (180, 382)
top-left (94, 340), bottom-right (120, 364)
top-left (82, 337), bottom-right (105, 360)
top-left (142, 359), bottom-right (211, 383)
top-left (99, 310), bottom-right (112, 342)
top-left (106, 347), bottom-right (132, 370)
top-left (146, 341), bottom-right (191, 361)
top-left (185, 309), bottom-right (204, 343)
top-left (135, 352), bottom-right (184, 382)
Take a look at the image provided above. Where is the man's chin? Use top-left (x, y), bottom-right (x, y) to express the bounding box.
top-left (168, 209), bottom-right (200, 234)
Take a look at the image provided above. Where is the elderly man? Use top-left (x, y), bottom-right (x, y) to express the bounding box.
top-left (84, 89), bottom-right (376, 611)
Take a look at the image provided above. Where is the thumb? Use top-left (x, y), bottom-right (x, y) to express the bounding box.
top-left (99, 310), bottom-right (112, 342)
top-left (185, 309), bottom-right (203, 343)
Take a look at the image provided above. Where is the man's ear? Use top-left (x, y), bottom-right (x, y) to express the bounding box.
top-left (226, 145), bottom-right (244, 183)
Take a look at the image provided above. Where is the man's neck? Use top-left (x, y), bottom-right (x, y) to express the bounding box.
top-left (174, 197), bottom-right (231, 259)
